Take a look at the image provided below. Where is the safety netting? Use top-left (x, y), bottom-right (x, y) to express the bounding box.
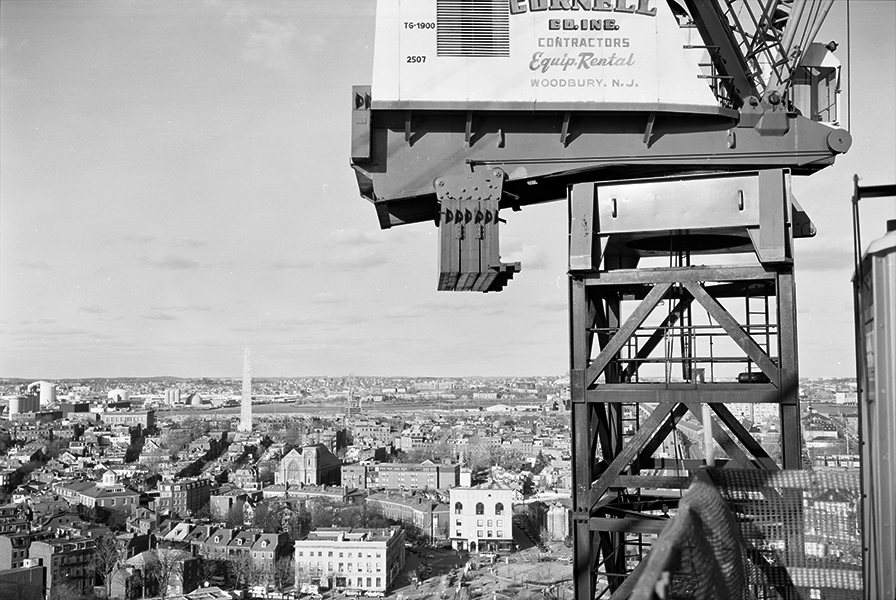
top-left (632, 467), bottom-right (862, 600)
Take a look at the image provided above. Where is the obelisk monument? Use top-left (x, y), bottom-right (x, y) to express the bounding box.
top-left (239, 347), bottom-right (252, 432)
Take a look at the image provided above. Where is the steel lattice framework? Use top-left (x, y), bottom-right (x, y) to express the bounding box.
top-left (350, 1), bottom-right (851, 597)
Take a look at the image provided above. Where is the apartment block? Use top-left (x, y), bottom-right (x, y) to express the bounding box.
top-left (294, 527), bottom-right (405, 594)
top-left (29, 537), bottom-right (96, 595)
top-left (151, 478), bottom-right (213, 516)
top-left (449, 482), bottom-right (514, 553)
top-left (341, 460), bottom-right (459, 491)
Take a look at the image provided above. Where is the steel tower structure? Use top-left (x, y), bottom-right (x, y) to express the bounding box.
top-left (351, 1), bottom-right (850, 596)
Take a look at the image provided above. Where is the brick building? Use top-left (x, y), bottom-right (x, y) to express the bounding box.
top-left (294, 527), bottom-right (405, 595)
top-left (341, 460), bottom-right (459, 491)
top-left (151, 478), bottom-right (213, 516)
top-left (29, 537), bottom-right (96, 595)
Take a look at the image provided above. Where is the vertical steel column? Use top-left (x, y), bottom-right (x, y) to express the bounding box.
top-left (568, 172), bottom-right (806, 599)
top-left (570, 276), bottom-right (596, 600)
top-left (777, 268), bottom-right (802, 470)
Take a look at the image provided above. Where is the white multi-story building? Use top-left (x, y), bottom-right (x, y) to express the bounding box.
top-left (294, 527), bottom-right (405, 594)
top-left (449, 482), bottom-right (514, 553)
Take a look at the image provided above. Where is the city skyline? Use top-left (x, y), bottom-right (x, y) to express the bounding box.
top-left (1, 0), bottom-right (894, 380)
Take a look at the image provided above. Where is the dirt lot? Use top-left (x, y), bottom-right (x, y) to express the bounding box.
top-left (385, 539), bottom-right (573, 600)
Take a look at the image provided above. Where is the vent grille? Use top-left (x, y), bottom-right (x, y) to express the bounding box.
top-left (437, 0), bottom-right (510, 57)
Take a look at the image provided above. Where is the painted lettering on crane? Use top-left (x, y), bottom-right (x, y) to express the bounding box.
top-left (529, 51), bottom-right (636, 73)
top-left (509, 0), bottom-right (657, 17)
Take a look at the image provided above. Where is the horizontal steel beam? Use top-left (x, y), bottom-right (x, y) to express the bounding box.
top-left (584, 383), bottom-right (779, 403)
top-left (614, 475), bottom-right (692, 489)
top-left (581, 265), bottom-right (773, 285)
top-left (589, 517), bottom-right (669, 535)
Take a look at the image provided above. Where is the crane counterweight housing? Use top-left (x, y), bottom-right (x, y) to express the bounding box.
top-left (372, 0), bottom-right (721, 112)
top-left (351, 0), bottom-right (849, 292)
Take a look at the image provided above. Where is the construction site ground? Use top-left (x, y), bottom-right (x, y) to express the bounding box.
top-left (385, 527), bottom-right (574, 600)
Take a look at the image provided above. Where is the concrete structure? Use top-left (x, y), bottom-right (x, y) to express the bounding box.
top-left (546, 503), bottom-right (570, 542)
top-left (460, 468), bottom-right (472, 487)
top-left (107, 389), bottom-right (130, 403)
top-left (294, 527), bottom-right (405, 594)
top-left (7, 395), bottom-right (40, 417)
top-left (449, 482), bottom-right (513, 553)
top-left (239, 347), bottom-right (252, 433)
top-left (276, 445), bottom-right (341, 486)
top-left (28, 382), bottom-right (55, 408)
top-left (29, 537), bottom-right (96, 595)
top-left (165, 388), bottom-right (181, 406)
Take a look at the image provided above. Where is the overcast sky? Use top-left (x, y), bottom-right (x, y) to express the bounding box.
top-left (1, 0), bottom-right (894, 379)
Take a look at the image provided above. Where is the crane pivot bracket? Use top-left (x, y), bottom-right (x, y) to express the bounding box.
top-left (434, 169), bottom-right (520, 292)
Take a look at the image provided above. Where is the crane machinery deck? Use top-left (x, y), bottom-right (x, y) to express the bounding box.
top-left (350, 1), bottom-right (855, 598)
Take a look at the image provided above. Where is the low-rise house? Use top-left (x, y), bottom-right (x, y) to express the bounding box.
top-left (202, 528), bottom-right (236, 561)
top-left (230, 466), bottom-right (260, 491)
top-left (40, 513), bottom-right (87, 535)
top-left (226, 529), bottom-right (257, 560)
top-left (126, 507), bottom-right (159, 536)
top-left (209, 488), bottom-right (258, 520)
top-left (251, 532), bottom-right (291, 577)
top-left (186, 525), bottom-right (216, 556)
top-left (115, 548), bottom-right (200, 599)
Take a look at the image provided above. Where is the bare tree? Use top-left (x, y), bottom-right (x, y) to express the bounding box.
top-left (230, 551), bottom-right (259, 590)
top-left (90, 535), bottom-right (123, 598)
top-left (224, 503), bottom-right (245, 528)
top-left (146, 548), bottom-right (184, 600)
top-left (272, 556), bottom-right (295, 591)
top-left (294, 561), bottom-right (310, 593)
